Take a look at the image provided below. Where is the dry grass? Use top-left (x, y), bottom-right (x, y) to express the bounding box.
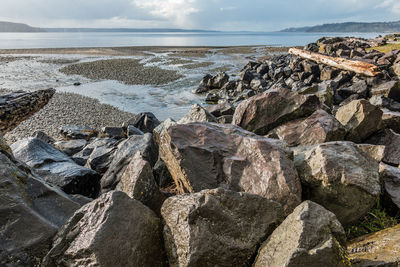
top-left (368, 42), bottom-right (400, 54)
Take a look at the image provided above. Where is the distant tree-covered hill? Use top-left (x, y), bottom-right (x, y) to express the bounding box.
top-left (0, 21), bottom-right (44, 32)
top-left (281, 21), bottom-right (400, 33)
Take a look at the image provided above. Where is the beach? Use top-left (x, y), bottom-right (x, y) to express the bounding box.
top-left (0, 45), bottom-right (283, 143)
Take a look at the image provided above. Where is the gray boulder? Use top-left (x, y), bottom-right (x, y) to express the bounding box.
top-left (379, 163), bottom-right (400, 209)
top-left (59, 125), bottom-right (97, 140)
top-left (123, 112), bottom-right (160, 133)
top-left (366, 129), bottom-right (400, 166)
top-left (101, 133), bottom-right (158, 193)
top-left (101, 126), bottom-right (125, 139)
top-left (294, 141), bottom-right (381, 225)
top-left (162, 188), bottom-right (283, 267)
top-left (116, 151), bottom-right (158, 206)
top-left (42, 191), bottom-right (166, 267)
top-left (0, 145), bottom-right (80, 266)
top-left (232, 88), bottom-right (320, 135)
top-left (127, 125), bottom-right (144, 136)
top-left (153, 118), bottom-right (177, 145)
top-left (11, 138), bottom-right (100, 198)
top-left (54, 139), bottom-right (87, 156)
top-left (254, 201), bottom-right (349, 267)
top-left (268, 109), bottom-right (346, 146)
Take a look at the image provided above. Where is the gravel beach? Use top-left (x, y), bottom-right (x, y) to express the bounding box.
top-left (4, 90), bottom-right (135, 143)
top-left (60, 58), bottom-right (183, 85)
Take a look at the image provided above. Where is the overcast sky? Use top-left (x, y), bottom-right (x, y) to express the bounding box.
top-left (1, 0), bottom-right (400, 31)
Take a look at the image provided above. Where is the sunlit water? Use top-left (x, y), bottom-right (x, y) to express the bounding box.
top-left (0, 31), bottom-right (385, 120)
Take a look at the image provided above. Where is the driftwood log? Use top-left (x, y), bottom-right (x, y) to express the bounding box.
top-left (289, 48), bottom-right (382, 77)
top-left (0, 88), bottom-right (55, 133)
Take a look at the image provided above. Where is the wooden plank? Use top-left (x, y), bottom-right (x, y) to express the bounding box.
top-left (289, 48), bottom-right (382, 77)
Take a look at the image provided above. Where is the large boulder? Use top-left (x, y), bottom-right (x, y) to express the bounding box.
top-left (379, 163), bottom-right (400, 210)
top-left (254, 201), bottom-right (349, 267)
top-left (0, 88), bottom-right (55, 133)
top-left (232, 88), bottom-right (320, 135)
top-left (268, 109), bottom-right (346, 146)
top-left (160, 122), bottom-right (301, 213)
top-left (116, 151), bottom-right (158, 207)
top-left (123, 112), bottom-right (160, 133)
top-left (11, 138), bottom-right (100, 198)
top-left (59, 125), bottom-right (97, 140)
top-left (335, 99), bottom-right (382, 142)
top-left (0, 146), bottom-right (80, 266)
top-left (370, 81), bottom-right (400, 102)
top-left (162, 188), bottom-right (283, 266)
top-left (366, 129), bottom-right (400, 166)
top-left (348, 224), bottom-right (400, 266)
top-left (42, 191), bottom-right (166, 267)
top-left (293, 141), bottom-right (381, 225)
top-left (78, 138), bottom-right (120, 175)
top-left (178, 104), bottom-right (217, 124)
top-left (153, 118), bottom-right (176, 145)
top-left (101, 133), bottom-right (158, 193)
top-left (54, 139), bottom-right (87, 156)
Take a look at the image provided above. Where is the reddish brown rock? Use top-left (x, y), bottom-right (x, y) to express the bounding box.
top-left (160, 122), bottom-right (301, 214)
top-left (268, 109), bottom-right (346, 146)
top-left (232, 88), bottom-right (320, 135)
top-left (335, 99), bottom-right (383, 143)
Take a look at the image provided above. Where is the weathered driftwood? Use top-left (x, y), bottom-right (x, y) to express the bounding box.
top-left (0, 88), bottom-right (55, 133)
top-left (289, 48), bottom-right (382, 77)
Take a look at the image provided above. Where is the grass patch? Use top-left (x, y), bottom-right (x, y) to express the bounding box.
top-left (367, 43), bottom-right (400, 54)
top-left (345, 198), bottom-right (400, 240)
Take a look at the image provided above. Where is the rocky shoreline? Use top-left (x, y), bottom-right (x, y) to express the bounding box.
top-left (2, 36), bottom-right (400, 266)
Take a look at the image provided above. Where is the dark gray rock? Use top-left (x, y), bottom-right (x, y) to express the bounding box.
top-left (254, 201), bottom-right (349, 267)
top-left (83, 138), bottom-right (119, 175)
top-left (31, 130), bottom-right (55, 144)
top-left (379, 163), bottom-right (400, 210)
top-left (124, 112), bottom-right (160, 133)
top-left (369, 95), bottom-right (400, 112)
top-left (162, 188), bottom-right (283, 267)
top-left (370, 81), bottom-right (400, 102)
top-left (101, 126), bottom-right (125, 139)
top-left (193, 74), bottom-right (213, 93)
top-left (11, 138), bottom-right (100, 198)
top-left (0, 146), bottom-right (80, 266)
top-left (42, 191), bottom-right (166, 267)
top-left (153, 158), bottom-right (174, 188)
top-left (366, 129), bottom-right (400, 166)
top-left (116, 152), bottom-right (158, 207)
top-left (337, 80), bottom-right (368, 99)
top-left (59, 125), bottom-right (97, 140)
top-left (54, 139), bottom-right (87, 156)
top-left (101, 133), bottom-right (158, 193)
top-left (127, 125), bottom-right (144, 136)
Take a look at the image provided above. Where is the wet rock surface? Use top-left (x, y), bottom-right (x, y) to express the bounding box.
top-left (11, 137), bottom-right (101, 198)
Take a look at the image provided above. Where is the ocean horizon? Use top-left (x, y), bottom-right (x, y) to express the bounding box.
top-left (0, 31), bottom-right (384, 49)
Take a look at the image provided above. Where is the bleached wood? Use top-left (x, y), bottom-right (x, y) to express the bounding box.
top-left (289, 48), bottom-right (381, 77)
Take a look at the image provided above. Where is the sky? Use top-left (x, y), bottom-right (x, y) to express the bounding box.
top-left (0, 0), bottom-right (399, 31)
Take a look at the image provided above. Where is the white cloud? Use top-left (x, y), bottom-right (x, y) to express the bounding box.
top-left (133, 0), bottom-right (200, 27)
top-left (376, 0), bottom-right (400, 15)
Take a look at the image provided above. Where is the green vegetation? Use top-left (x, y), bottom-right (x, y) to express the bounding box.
top-left (368, 43), bottom-right (400, 54)
top-left (281, 20), bottom-right (400, 33)
top-left (345, 198), bottom-right (400, 240)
